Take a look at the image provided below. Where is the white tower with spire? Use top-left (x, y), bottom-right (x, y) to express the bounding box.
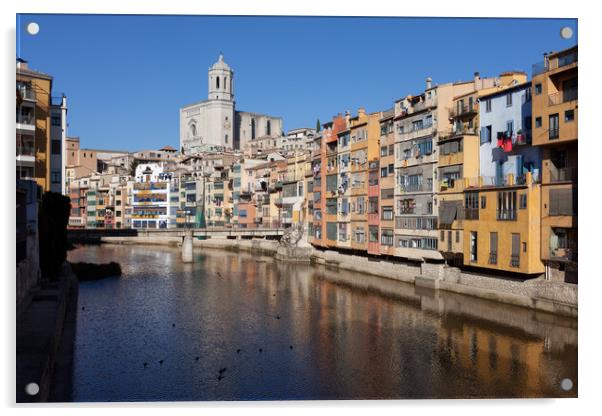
top-left (208, 53), bottom-right (234, 101)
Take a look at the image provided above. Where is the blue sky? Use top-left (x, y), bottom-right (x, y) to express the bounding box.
top-left (17, 15), bottom-right (577, 151)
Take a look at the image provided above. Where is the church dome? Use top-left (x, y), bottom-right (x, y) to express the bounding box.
top-left (210, 53), bottom-right (231, 71)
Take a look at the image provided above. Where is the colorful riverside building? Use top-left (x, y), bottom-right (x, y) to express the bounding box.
top-left (322, 114), bottom-right (348, 248)
top-left (531, 46), bottom-right (578, 283)
top-left (378, 110), bottom-right (396, 257)
top-left (393, 77), bottom-right (474, 261)
top-left (437, 72), bottom-right (523, 266)
top-left (461, 78), bottom-right (544, 275)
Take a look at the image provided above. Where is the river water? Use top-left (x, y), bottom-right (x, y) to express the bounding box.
top-left (68, 244), bottom-right (577, 401)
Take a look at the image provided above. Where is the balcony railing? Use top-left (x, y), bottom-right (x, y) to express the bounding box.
top-left (510, 254), bottom-right (520, 268)
top-left (449, 105), bottom-right (477, 118)
top-left (549, 51), bottom-right (578, 70)
top-left (549, 166), bottom-right (577, 183)
top-left (17, 115), bottom-right (35, 126)
top-left (16, 146), bottom-right (35, 157)
top-left (550, 247), bottom-right (577, 262)
top-left (488, 253), bottom-right (497, 265)
top-left (17, 87), bottom-right (37, 101)
top-left (497, 209), bottom-right (517, 221)
top-left (549, 128), bottom-right (559, 140)
top-left (548, 87), bottom-right (577, 106)
top-left (399, 183), bottom-right (433, 193)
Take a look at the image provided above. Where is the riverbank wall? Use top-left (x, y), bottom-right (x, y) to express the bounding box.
top-left (100, 236), bottom-right (577, 318)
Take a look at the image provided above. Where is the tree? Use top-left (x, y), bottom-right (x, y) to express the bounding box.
top-left (316, 119), bottom-right (321, 132)
top-left (129, 158), bottom-right (140, 177)
top-left (181, 145), bottom-right (185, 155)
top-left (38, 191), bottom-right (71, 280)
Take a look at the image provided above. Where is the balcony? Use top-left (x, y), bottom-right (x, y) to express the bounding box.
top-left (399, 183), bottom-right (433, 193)
top-left (548, 87), bottom-right (578, 106)
top-left (397, 123), bottom-right (435, 141)
top-left (550, 247), bottom-right (577, 262)
top-left (488, 252), bottom-right (497, 265)
top-left (549, 51), bottom-right (578, 71)
top-left (17, 86), bottom-right (37, 101)
top-left (449, 105), bottom-right (477, 118)
top-left (510, 254), bottom-right (520, 268)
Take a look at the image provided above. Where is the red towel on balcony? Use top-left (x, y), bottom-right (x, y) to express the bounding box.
top-left (503, 138), bottom-right (513, 152)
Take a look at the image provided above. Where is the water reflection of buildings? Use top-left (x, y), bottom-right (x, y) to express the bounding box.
top-left (70, 245), bottom-right (577, 399)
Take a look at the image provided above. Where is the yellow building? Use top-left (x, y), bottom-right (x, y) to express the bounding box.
top-left (531, 46), bottom-right (578, 283)
top-left (462, 172), bottom-right (544, 275)
top-left (16, 59), bottom-right (53, 191)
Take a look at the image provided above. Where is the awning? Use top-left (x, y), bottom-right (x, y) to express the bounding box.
top-left (438, 201), bottom-right (458, 228)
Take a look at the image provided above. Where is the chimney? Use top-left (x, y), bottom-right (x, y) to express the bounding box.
top-left (426, 77), bottom-right (432, 90)
top-left (358, 107), bottom-right (366, 118)
top-left (544, 52), bottom-right (549, 70)
top-left (345, 110), bottom-right (351, 126)
top-left (474, 71), bottom-right (481, 89)
top-left (16, 57), bottom-right (28, 70)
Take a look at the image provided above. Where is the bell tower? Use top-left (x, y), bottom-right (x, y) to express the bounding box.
top-left (208, 53), bottom-right (234, 101)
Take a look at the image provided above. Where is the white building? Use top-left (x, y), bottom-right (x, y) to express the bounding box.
top-left (131, 163), bottom-right (173, 229)
top-left (478, 81), bottom-right (541, 183)
top-left (180, 54), bottom-right (283, 153)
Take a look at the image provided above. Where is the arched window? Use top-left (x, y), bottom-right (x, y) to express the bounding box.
top-left (216, 76), bottom-right (220, 89)
top-left (266, 120), bottom-right (271, 136)
top-left (224, 77), bottom-right (227, 90)
top-left (251, 119), bottom-right (256, 140)
top-left (190, 124), bottom-right (197, 137)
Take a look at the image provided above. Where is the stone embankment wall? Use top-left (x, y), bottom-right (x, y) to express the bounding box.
top-left (100, 236), bottom-right (577, 318)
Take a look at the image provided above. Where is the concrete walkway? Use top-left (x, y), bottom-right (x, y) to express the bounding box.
top-left (16, 264), bottom-right (78, 403)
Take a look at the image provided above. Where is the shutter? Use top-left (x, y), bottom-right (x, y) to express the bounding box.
top-left (511, 233), bottom-right (520, 256)
top-left (490, 232), bottom-right (498, 254)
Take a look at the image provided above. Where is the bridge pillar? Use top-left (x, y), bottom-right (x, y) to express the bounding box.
top-left (182, 230), bottom-right (194, 263)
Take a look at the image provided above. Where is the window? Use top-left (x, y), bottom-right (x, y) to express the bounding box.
top-left (506, 120), bottom-right (514, 136)
top-left (549, 114), bottom-right (559, 139)
top-left (354, 227), bottom-right (366, 243)
top-left (519, 194), bottom-right (527, 209)
top-left (480, 195), bottom-right (486, 209)
top-left (534, 83), bottom-right (542, 95)
top-left (381, 229), bottom-right (394, 246)
top-left (565, 110), bottom-right (575, 122)
top-left (470, 232), bottom-right (478, 262)
top-left (388, 164), bottom-right (394, 174)
top-left (506, 93), bottom-right (513, 107)
top-left (382, 206), bottom-right (394, 220)
top-left (455, 230), bottom-right (460, 243)
top-left (440, 230), bottom-right (445, 241)
top-left (51, 115), bottom-right (61, 126)
top-left (326, 222), bottom-right (337, 241)
top-left (380, 167), bottom-right (388, 178)
top-left (216, 76), bottom-right (220, 89)
top-left (480, 125), bottom-right (492, 144)
top-left (465, 192), bottom-right (479, 220)
top-left (489, 232), bottom-right (498, 264)
top-left (369, 226), bottom-right (379, 243)
top-left (266, 120), bottom-right (271, 135)
top-left (51, 171), bottom-right (61, 184)
top-left (485, 99), bottom-right (491, 112)
top-left (251, 119), bottom-right (256, 140)
top-left (381, 145), bottom-right (388, 157)
top-left (535, 117), bottom-right (542, 128)
top-left (497, 191), bottom-right (517, 220)
top-left (51, 140), bottom-right (61, 155)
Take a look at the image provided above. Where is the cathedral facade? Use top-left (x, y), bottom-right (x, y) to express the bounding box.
top-left (179, 54), bottom-right (283, 154)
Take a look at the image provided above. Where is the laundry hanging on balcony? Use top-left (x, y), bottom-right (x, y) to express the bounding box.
top-left (502, 136), bottom-right (513, 152)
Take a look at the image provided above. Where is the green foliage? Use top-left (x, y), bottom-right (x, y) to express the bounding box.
top-left (129, 159), bottom-right (140, 177)
top-left (38, 191), bottom-right (71, 280)
top-left (316, 119), bottom-right (321, 132)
